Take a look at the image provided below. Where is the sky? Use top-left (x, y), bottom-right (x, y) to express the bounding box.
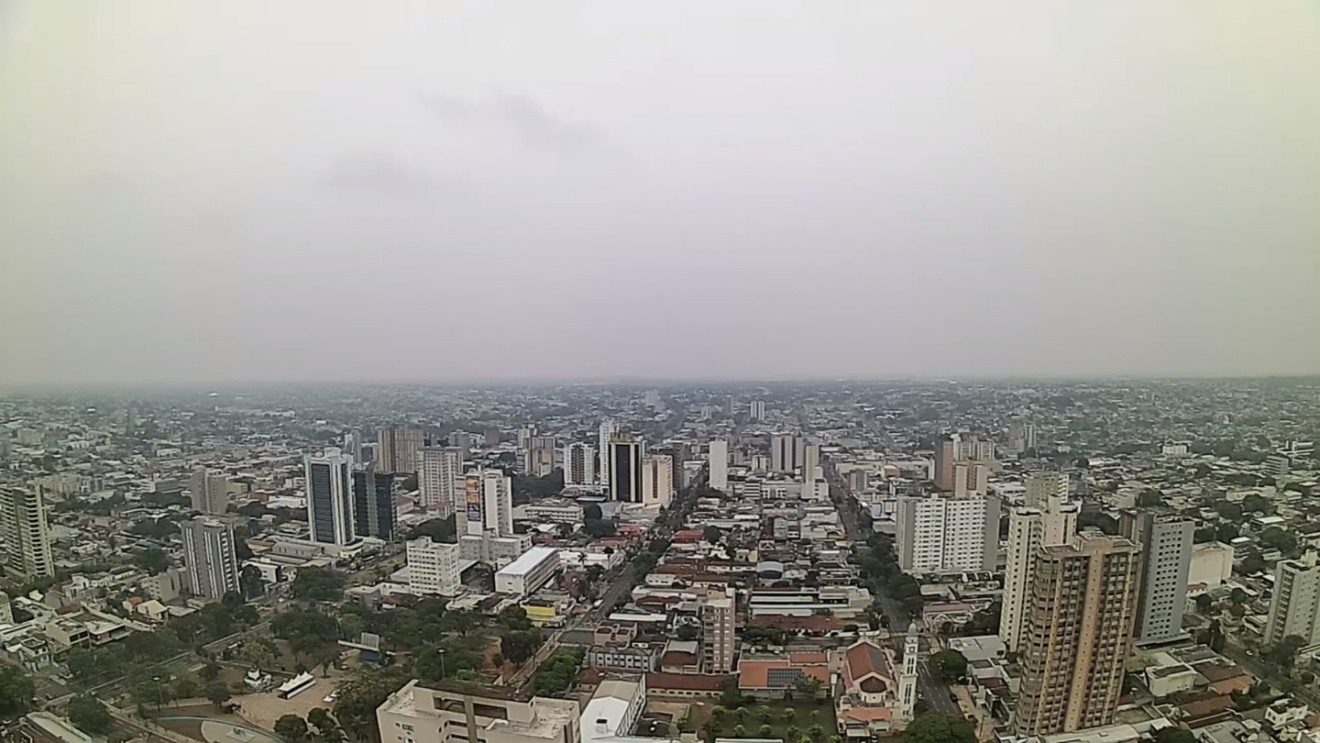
top-left (2, 1), bottom-right (1319, 386)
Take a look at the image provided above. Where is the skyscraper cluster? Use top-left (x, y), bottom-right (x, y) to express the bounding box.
top-left (304, 446), bottom-right (397, 546)
top-left (933, 434), bottom-right (994, 494)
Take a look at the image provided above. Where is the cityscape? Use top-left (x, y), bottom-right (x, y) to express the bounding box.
top-left (0, 380), bottom-right (1318, 743)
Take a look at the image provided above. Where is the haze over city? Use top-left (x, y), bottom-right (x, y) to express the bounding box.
top-left (2, 1), bottom-right (1319, 386)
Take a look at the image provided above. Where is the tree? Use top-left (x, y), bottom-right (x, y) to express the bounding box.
top-left (67, 694), bottom-right (112, 734)
top-left (334, 668), bottom-right (411, 742)
top-left (205, 680), bottom-right (231, 710)
top-left (1137, 490), bottom-right (1162, 508)
top-left (720, 678), bottom-right (744, 708)
top-left (1214, 501), bottom-right (1243, 520)
top-left (201, 661), bottom-right (221, 681)
top-left (677, 624), bottom-right (698, 641)
top-left (1266, 635), bottom-right (1307, 671)
top-left (1155, 728), bottom-right (1196, 743)
top-left (787, 725), bottom-right (803, 742)
top-left (1260, 527), bottom-right (1298, 555)
top-left (1194, 594), bottom-right (1213, 614)
top-left (501, 630), bottom-right (543, 665)
top-left (759, 725), bottom-right (774, 738)
top-left (583, 503), bottom-right (603, 521)
top-left (903, 711), bottom-right (976, 743)
top-left (173, 677), bottom-right (198, 700)
top-left (308, 707), bottom-right (333, 734)
top-left (1194, 526), bottom-right (1217, 544)
top-left (499, 605), bottom-right (533, 631)
top-left (1216, 522), bottom-right (1240, 544)
top-left (732, 725), bottom-right (748, 738)
top-left (808, 723), bottom-right (826, 742)
top-left (275, 714), bottom-right (310, 742)
top-left (291, 567), bottom-right (347, 602)
top-left (796, 675), bottom-right (823, 699)
top-left (1230, 587), bottom-right (1248, 605)
top-left (135, 547), bottom-right (170, 575)
top-left (241, 564), bottom-right (265, 599)
top-left (703, 525), bottom-right (723, 544)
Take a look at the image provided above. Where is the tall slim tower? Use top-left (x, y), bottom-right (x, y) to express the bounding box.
top-left (702, 586), bottom-right (737, 673)
top-left (1264, 551), bottom-right (1320, 646)
top-left (419, 447), bottom-right (463, 517)
top-left (708, 439), bottom-right (728, 492)
top-left (1000, 472), bottom-right (1078, 651)
top-left (598, 420), bottom-right (617, 487)
top-left (0, 487), bottom-right (54, 579)
top-left (609, 433), bottom-right (644, 503)
top-left (770, 433), bottom-right (797, 473)
top-left (801, 442), bottom-right (819, 485)
top-left (525, 436), bottom-right (557, 477)
top-left (562, 443), bottom-right (595, 486)
top-left (897, 632), bottom-right (919, 723)
top-left (352, 465), bottom-right (396, 541)
top-left (181, 516), bottom-right (240, 600)
top-left (378, 427), bottom-right (424, 474)
top-left (1122, 511), bottom-right (1193, 644)
top-left (642, 454), bottom-right (674, 507)
top-left (933, 436), bottom-right (956, 492)
top-left (1014, 533), bottom-right (1141, 737)
top-left (189, 468), bottom-right (230, 515)
top-left (464, 470), bottom-right (514, 537)
top-left (305, 448), bottom-right (355, 545)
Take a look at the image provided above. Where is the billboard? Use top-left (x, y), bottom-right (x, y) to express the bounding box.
top-left (465, 475), bottom-right (483, 525)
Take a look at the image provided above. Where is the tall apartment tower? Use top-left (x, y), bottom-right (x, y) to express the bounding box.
top-left (1122, 511), bottom-right (1194, 644)
top-left (770, 433), bottom-right (803, 474)
top-left (598, 420), bottom-right (618, 487)
top-left (181, 516), bottom-right (240, 600)
top-left (933, 437), bottom-right (957, 491)
top-left (1265, 551), bottom-right (1320, 646)
top-left (641, 454), bottom-right (674, 507)
top-left (352, 465), bottom-right (397, 541)
top-left (895, 493), bottom-right (1000, 574)
top-left (562, 443), bottom-right (595, 486)
top-left (1000, 472), bottom-right (1079, 651)
top-left (749, 400), bottom-right (766, 421)
top-left (801, 442), bottom-right (820, 485)
top-left (609, 433), bottom-right (644, 503)
top-left (305, 448), bottom-right (356, 545)
top-left (406, 538), bottom-right (462, 596)
top-left (702, 586), bottom-right (737, 673)
top-left (525, 436), bottom-right (557, 477)
top-left (189, 468), bottom-right (231, 514)
top-left (464, 470), bottom-right (514, 537)
top-left (708, 439), bottom-right (729, 491)
top-left (419, 447), bottom-right (464, 517)
top-left (0, 487), bottom-right (55, 579)
top-left (1014, 533), bottom-right (1142, 737)
top-left (378, 426), bottom-right (425, 474)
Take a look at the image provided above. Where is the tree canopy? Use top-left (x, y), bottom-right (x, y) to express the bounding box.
top-left (903, 712), bottom-right (975, 743)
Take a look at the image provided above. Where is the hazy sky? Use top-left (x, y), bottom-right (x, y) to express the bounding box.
top-left (3, 2), bottom-right (1319, 386)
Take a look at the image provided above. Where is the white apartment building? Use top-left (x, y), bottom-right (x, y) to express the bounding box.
top-left (189, 468), bottom-right (231, 515)
top-left (406, 538), bottom-right (462, 597)
top-left (376, 680), bottom-right (579, 743)
top-left (563, 443), bottom-right (596, 487)
top-left (0, 486), bottom-right (54, 579)
top-left (999, 472), bottom-right (1077, 651)
top-left (702, 586), bottom-right (737, 673)
top-left (598, 420), bottom-right (617, 487)
top-left (495, 546), bottom-right (560, 596)
top-left (1123, 512), bottom-right (1194, 644)
top-left (1265, 551), bottom-right (1320, 646)
top-left (895, 493), bottom-right (1000, 575)
top-left (464, 470), bottom-right (513, 537)
top-left (641, 454), bottom-right (673, 507)
top-left (708, 439), bottom-right (728, 492)
top-left (420, 447), bottom-right (464, 517)
top-left (181, 517), bottom-right (240, 600)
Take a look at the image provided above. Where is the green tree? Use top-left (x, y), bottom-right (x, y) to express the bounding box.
top-left (1155, 728), bottom-right (1196, 743)
top-left (334, 668), bottom-right (410, 742)
top-left (1194, 593), bottom-right (1214, 614)
top-left (787, 725), bottom-right (803, 742)
top-left (205, 680), bottom-right (231, 710)
top-left (932, 650), bottom-right (969, 682)
top-left (1214, 501), bottom-right (1243, 520)
top-left (732, 725), bottom-right (748, 738)
top-left (135, 547), bottom-right (170, 575)
top-left (308, 707), bottom-right (333, 734)
top-left (1216, 523), bottom-right (1240, 543)
top-left (240, 564), bottom-right (265, 599)
top-left (275, 714), bottom-right (310, 741)
top-left (677, 624), bottom-right (698, 642)
top-left (759, 725), bottom-right (774, 738)
top-left (67, 694), bottom-right (112, 734)
top-left (904, 711), bottom-right (975, 743)
top-left (173, 677), bottom-right (198, 700)
top-left (1193, 526), bottom-right (1217, 544)
top-left (1266, 635), bottom-right (1307, 671)
top-left (808, 723), bottom-right (826, 742)
top-left (720, 678), bottom-right (743, 708)
top-left (501, 630), bottom-right (543, 665)
top-left (499, 605), bottom-right (533, 631)
top-left (291, 567), bottom-right (347, 602)
top-left (703, 525), bottom-right (723, 544)
top-left (583, 503), bottom-right (603, 521)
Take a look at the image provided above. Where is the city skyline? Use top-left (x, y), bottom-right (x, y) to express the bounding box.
top-left (3, 1), bottom-right (1319, 386)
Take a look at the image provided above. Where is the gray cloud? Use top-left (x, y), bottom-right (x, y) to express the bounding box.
top-left (418, 93), bottom-right (605, 153)
top-left (323, 153), bottom-right (468, 198)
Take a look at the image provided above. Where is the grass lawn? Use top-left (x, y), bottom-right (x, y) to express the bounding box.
top-left (709, 700), bottom-right (838, 742)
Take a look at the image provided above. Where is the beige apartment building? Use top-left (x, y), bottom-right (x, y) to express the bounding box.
top-left (1014, 532), bottom-right (1141, 737)
top-left (376, 680), bottom-right (579, 743)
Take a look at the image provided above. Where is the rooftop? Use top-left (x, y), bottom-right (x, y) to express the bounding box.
top-left (498, 546), bottom-right (559, 576)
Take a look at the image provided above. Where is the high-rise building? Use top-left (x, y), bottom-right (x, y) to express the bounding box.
top-left (1014, 533), bottom-right (1142, 737)
top-left (181, 516), bottom-right (240, 600)
top-left (702, 585), bottom-right (737, 673)
top-left (770, 433), bottom-right (799, 474)
top-left (708, 439), bottom-right (728, 491)
top-left (378, 426), bottom-right (425, 474)
top-left (1265, 551), bottom-right (1320, 646)
top-left (1122, 512), bottom-right (1193, 644)
top-left (305, 448), bottom-right (355, 545)
top-left (0, 487), bottom-right (54, 579)
top-left (525, 435), bottom-right (557, 477)
top-left (189, 468), bottom-right (231, 515)
top-left (419, 447), bottom-right (463, 517)
top-left (641, 454), bottom-right (674, 507)
top-left (562, 443), bottom-right (595, 486)
top-left (749, 400), bottom-right (766, 421)
top-left (933, 437), bottom-right (956, 491)
top-left (894, 493), bottom-right (1000, 574)
top-left (406, 538), bottom-right (462, 596)
top-left (353, 465), bottom-right (397, 541)
top-left (1000, 473), bottom-right (1078, 651)
top-left (375, 679), bottom-right (579, 743)
top-left (801, 442), bottom-right (819, 484)
top-left (344, 428), bottom-right (365, 462)
top-left (609, 433), bottom-right (644, 503)
top-left (952, 462), bottom-right (990, 496)
top-left (464, 470), bottom-right (514, 537)
top-left (598, 420), bottom-right (617, 487)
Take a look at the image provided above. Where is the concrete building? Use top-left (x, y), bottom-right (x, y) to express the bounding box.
top-left (1122, 512), bottom-right (1193, 644)
top-left (460, 531), bottom-right (532, 569)
top-left (952, 462), bottom-right (990, 496)
top-left (641, 454), bottom-right (673, 507)
top-left (189, 468), bottom-right (230, 514)
top-left (305, 448), bottom-right (356, 545)
top-left (608, 433), bottom-right (643, 503)
top-left (464, 470), bottom-right (514, 537)
top-left (895, 493), bottom-right (1000, 574)
top-left (708, 439), bottom-right (728, 492)
top-left (702, 585), bottom-right (737, 673)
top-left (770, 433), bottom-right (802, 474)
top-left (378, 426), bottom-right (425, 474)
top-left (1188, 543), bottom-right (1234, 590)
top-left (1000, 472), bottom-right (1078, 651)
top-left (598, 420), bottom-right (617, 487)
top-left (933, 437), bottom-right (957, 492)
top-left (0, 486), bottom-right (54, 579)
top-left (563, 443), bottom-right (596, 487)
top-left (495, 546), bottom-right (561, 596)
top-left (749, 400), bottom-right (766, 421)
top-left (1014, 533), bottom-right (1142, 737)
top-left (181, 517), bottom-right (240, 600)
top-left (419, 447), bottom-right (464, 517)
top-left (352, 465), bottom-right (396, 541)
top-left (1265, 551), bottom-right (1320, 646)
top-left (406, 538), bottom-right (462, 597)
top-left (526, 435), bottom-right (558, 477)
top-left (376, 680), bottom-right (579, 743)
